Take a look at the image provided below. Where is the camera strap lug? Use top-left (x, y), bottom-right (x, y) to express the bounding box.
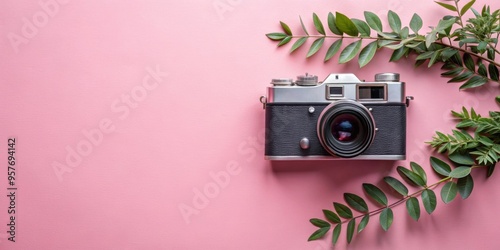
top-left (260, 96), bottom-right (267, 109)
top-left (405, 96), bottom-right (414, 107)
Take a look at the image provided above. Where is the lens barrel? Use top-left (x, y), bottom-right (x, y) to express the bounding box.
top-left (317, 100), bottom-right (376, 158)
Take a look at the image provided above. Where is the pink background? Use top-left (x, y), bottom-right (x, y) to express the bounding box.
top-left (1, 0), bottom-right (500, 249)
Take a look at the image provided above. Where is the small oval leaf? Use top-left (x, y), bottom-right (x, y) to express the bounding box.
top-left (440, 181), bottom-right (458, 204)
top-left (313, 13), bottom-right (325, 35)
top-left (488, 64), bottom-right (499, 81)
top-left (406, 197), bottom-right (420, 221)
top-left (308, 227), bottom-right (330, 241)
top-left (422, 189), bottom-right (437, 214)
top-left (328, 12), bottom-right (343, 35)
top-left (358, 214), bottom-right (370, 233)
top-left (410, 13), bottom-right (423, 34)
top-left (322, 209), bottom-right (341, 223)
top-left (336, 12), bottom-right (359, 36)
top-left (388, 10), bottom-right (401, 33)
top-left (347, 219), bottom-right (356, 244)
top-left (448, 151), bottom-right (475, 165)
top-left (358, 41), bottom-right (378, 67)
top-left (280, 21), bottom-right (292, 36)
top-left (339, 40), bottom-right (362, 64)
top-left (344, 193), bottom-right (369, 213)
top-left (334, 202), bottom-right (353, 219)
top-left (397, 166), bottom-right (426, 187)
top-left (364, 11), bottom-right (382, 32)
top-left (410, 162), bottom-right (427, 184)
top-left (379, 208), bottom-right (394, 231)
top-left (457, 174), bottom-right (474, 199)
top-left (299, 16), bottom-right (309, 36)
top-left (362, 183), bottom-right (388, 206)
top-left (430, 157), bottom-right (451, 177)
top-left (290, 37), bottom-right (307, 53)
top-left (383, 176), bottom-right (409, 196)
top-left (266, 32), bottom-right (287, 41)
top-left (306, 37), bottom-right (325, 58)
top-left (310, 218), bottom-right (330, 228)
top-left (332, 224), bottom-right (341, 245)
top-left (435, 1), bottom-right (457, 11)
top-left (324, 39), bottom-right (343, 62)
top-left (449, 166), bottom-right (472, 178)
top-left (277, 36), bottom-right (292, 47)
top-left (352, 19), bottom-right (371, 37)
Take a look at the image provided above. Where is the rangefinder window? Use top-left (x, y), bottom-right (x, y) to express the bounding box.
top-left (326, 85), bottom-right (344, 99)
top-left (357, 85), bottom-right (386, 100)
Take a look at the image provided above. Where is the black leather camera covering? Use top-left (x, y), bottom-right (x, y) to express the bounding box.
top-left (264, 103), bottom-right (406, 157)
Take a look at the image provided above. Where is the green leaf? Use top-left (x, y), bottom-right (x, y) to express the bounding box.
top-left (415, 51), bottom-right (435, 61)
top-left (441, 67), bottom-right (464, 77)
top-left (310, 218), bottom-right (330, 228)
top-left (323, 209), bottom-right (341, 224)
top-left (448, 71), bottom-right (473, 83)
top-left (339, 40), bottom-right (362, 64)
top-left (347, 219), bottom-right (356, 244)
top-left (277, 36), bottom-right (292, 47)
top-left (364, 11), bottom-right (382, 32)
top-left (344, 193), bottom-right (369, 213)
top-left (448, 151), bottom-right (475, 165)
top-left (430, 156), bottom-right (452, 176)
top-left (459, 76), bottom-right (488, 89)
top-left (313, 13), bottom-right (325, 35)
top-left (358, 215), bottom-right (370, 233)
top-left (332, 224), bottom-right (341, 245)
top-left (358, 41), bottom-right (378, 67)
top-left (457, 174), bottom-right (474, 199)
top-left (334, 202), bottom-right (353, 219)
top-left (306, 37), bottom-right (325, 58)
top-left (496, 96), bottom-right (500, 104)
top-left (435, 1), bottom-right (457, 11)
top-left (449, 166), bottom-right (472, 178)
top-left (478, 63), bottom-right (488, 77)
top-left (422, 189), bottom-right (437, 214)
top-left (266, 32), bottom-right (287, 41)
top-left (400, 27), bottom-right (409, 39)
top-left (328, 12), bottom-right (343, 35)
top-left (406, 197), bottom-right (421, 221)
top-left (441, 181), bottom-right (458, 204)
top-left (384, 176), bottom-right (409, 196)
top-left (379, 208), bottom-right (393, 231)
top-left (426, 30), bottom-right (438, 48)
top-left (397, 166), bottom-right (426, 187)
top-left (324, 39), bottom-right (343, 62)
top-left (308, 227), bottom-right (330, 241)
top-left (290, 37), bottom-right (307, 53)
top-left (362, 183), bottom-right (388, 206)
top-left (463, 53), bottom-right (475, 72)
top-left (280, 21), bottom-right (292, 36)
top-left (487, 165), bottom-right (496, 177)
top-left (488, 64), bottom-right (499, 81)
top-left (388, 10), bottom-right (401, 33)
top-left (299, 16), bottom-right (309, 36)
top-left (410, 13), bottom-right (423, 34)
top-left (390, 47), bottom-right (408, 62)
top-left (335, 12), bottom-right (359, 36)
top-left (428, 50), bottom-right (442, 67)
top-left (410, 162), bottom-right (427, 184)
top-left (460, 0), bottom-right (476, 15)
top-left (352, 19), bottom-right (371, 37)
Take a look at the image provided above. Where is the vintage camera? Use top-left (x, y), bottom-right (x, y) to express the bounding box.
top-left (260, 73), bottom-right (412, 160)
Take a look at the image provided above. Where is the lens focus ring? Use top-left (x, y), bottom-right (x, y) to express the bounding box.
top-left (317, 100), bottom-right (376, 158)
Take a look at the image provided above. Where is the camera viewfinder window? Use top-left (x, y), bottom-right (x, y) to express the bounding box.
top-left (359, 86), bottom-right (385, 100)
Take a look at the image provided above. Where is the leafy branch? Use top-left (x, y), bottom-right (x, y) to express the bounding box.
top-left (266, 0), bottom-right (500, 90)
top-left (309, 156), bottom-right (480, 244)
top-left (308, 107), bottom-right (500, 245)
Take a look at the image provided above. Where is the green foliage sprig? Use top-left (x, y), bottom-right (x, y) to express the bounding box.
top-left (308, 108), bottom-right (500, 245)
top-left (266, 0), bottom-right (500, 90)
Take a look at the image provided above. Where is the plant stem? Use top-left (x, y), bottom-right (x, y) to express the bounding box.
top-left (340, 166), bottom-right (485, 225)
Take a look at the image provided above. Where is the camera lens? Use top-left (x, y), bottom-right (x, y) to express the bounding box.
top-left (317, 100), bottom-right (376, 158)
top-left (331, 114), bottom-right (360, 142)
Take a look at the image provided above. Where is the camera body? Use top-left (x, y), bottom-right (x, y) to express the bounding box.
top-left (262, 73), bottom-right (410, 160)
